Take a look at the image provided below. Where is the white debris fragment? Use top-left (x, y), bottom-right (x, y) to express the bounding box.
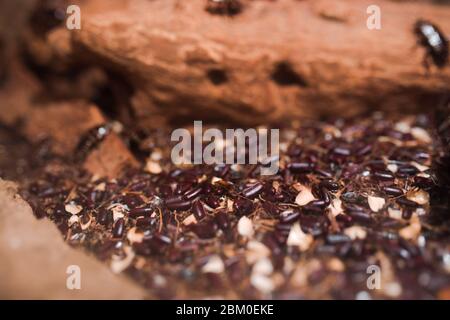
top-left (399, 214), bottom-right (421, 240)
top-left (182, 214), bottom-right (197, 226)
top-left (384, 282), bottom-right (403, 298)
top-left (388, 207), bottom-right (403, 220)
top-left (387, 163), bottom-right (398, 173)
top-left (153, 274), bottom-right (167, 287)
top-left (417, 172), bottom-right (431, 178)
top-left (113, 210), bottom-right (125, 221)
top-left (411, 161), bottom-right (429, 172)
top-left (108, 203), bottom-right (128, 221)
top-left (110, 121), bottom-right (123, 134)
top-left (145, 160), bottom-right (162, 174)
top-left (407, 189), bottom-right (430, 205)
top-left (65, 202), bottom-right (83, 215)
top-left (252, 258), bottom-right (274, 276)
top-left (246, 240), bottom-right (271, 264)
top-left (411, 127), bottom-right (432, 143)
top-left (287, 222), bottom-right (313, 252)
top-left (201, 255), bottom-right (224, 274)
top-left (356, 291), bottom-right (372, 300)
top-left (344, 226), bottom-right (367, 240)
top-left (417, 235), bottom-right (426, 248)
top-left (150, 149), bottom-right (163, 161)
top-left (327, 258), bottom-right (345, 272)
top-left (415, 207), bottom-right (427, 216)
top-left (237, 216), bottom-right (254, 238)
top-left (295, 185), bottom-right (316, 206)
top-left (94, 182), bottom-right (106, 191)
top-left (127, 227), bottom-right (144, 244)
top-left (394, 121), bottom-right (411, 133)
top-left (68, 214), bottom-right (79, 226)
top-left (443, 253), bottom-right (450, 273)
top-left (368, 196), bottom-right (385, 212)
top-left (250, 274), bottom-right (274, 294)
top-left (110, 247), bottom-right (135, 274)
top-left (328, 198), bottom-right (344, 217)
top-left (211, 176), bottom-right (223, 185)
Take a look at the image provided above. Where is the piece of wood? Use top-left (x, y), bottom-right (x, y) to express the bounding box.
top-left (23, 100), bottom-right (106, 155)
top-left (83, 133), bottom-right (139, 178)
top-left (68, 0), bottom-right (450, 126)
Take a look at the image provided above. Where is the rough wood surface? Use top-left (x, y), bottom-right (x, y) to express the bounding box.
top-left (23, 100), bottom-right (105, 154)
top-left (83, 132), bottom-right (139, 178)
top-left (66, 0), bottom-right (450, 126)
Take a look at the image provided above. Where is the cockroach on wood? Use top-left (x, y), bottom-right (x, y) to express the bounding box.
top-left (75, 124), bottom-right (111, 162)
top-left (414, 19), bottom-right (448, 70)
top-left (205, 0), bottom-right (243, 16)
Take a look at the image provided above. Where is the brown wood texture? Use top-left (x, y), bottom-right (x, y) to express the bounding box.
top-left (68, 0), bottom-right (450, 126)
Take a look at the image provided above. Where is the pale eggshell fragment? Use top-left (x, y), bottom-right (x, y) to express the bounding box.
top-left (388, 207), bottom-right (403, 220)
top-left (237, 216), bottom-right (254, 238)
top-left (384, 282), bottom-right (403, 298)
top-left (246, 240), bottom-right (271, 264)
top-left (387, 164), bottom-right (398, 173)
top-left (411, 161), bottom-right (429, 172)
top-left (65, 202), bottom-right (83, 215)
top-left (94, 182), bottom-right (106, 191)
top-left (201, 255), bottom-right (224, 274)
top-left (295, 185), bottom-right (316, 206)
top-left (344, 226), bottom-right (367, 240)
top-left (250, 274), bottom-right (274, 294)
top-left (211, 176), bottom-right (223, 185)
top-left (394, 121), bottom-right (411, 133)
top-left (327, 258), bottom-right (345, 272)
top-left (411, 127), bottom-right (432, 143)
top-left (150, 149), bottom-right (162, 161)
top-left (110, 247), bottom-right (135, 274)
top-left (368, 196), bottom-right (385, 212)
top-left (328, 198), bottom-right (343, 217)
top-left (145, 160), bottom-right (162, 174)
top-left (287, 222), bottom-right (313, 252)
top-left (109, 203), bottom-right (128, 221)
top-left (252, 258), bottom-right (274, 276)
top-left (127, 227), bottom-right (144, 244)
top-left (182, 214), bottom-right (197, 226)
top-left (407, 189), bottom-right (429, 205)
top-left (399, 214), bottom-right (421, 240)
top-left (68, 214), bottom-right (79, 226)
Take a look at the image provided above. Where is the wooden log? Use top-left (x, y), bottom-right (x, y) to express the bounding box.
top-left (67, 0), bottom-right (450, 126)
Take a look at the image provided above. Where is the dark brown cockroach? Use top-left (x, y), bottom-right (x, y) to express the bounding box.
top-left (74, 123), bottom-right (111, 162)
top-left (414, 20), bottom-right (448, 70)
top-left (205, 0), bottom-right (243, 16)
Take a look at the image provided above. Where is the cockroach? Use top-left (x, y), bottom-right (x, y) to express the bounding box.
top-left (205, 0), bottom-right (243, 16)
top-left (414, 19), bottom-right (448, 70)
top-left (75, 123), bottom-right (111, 162)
